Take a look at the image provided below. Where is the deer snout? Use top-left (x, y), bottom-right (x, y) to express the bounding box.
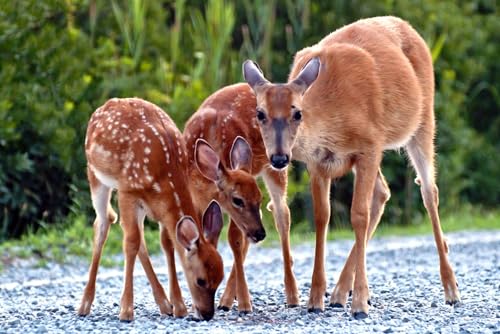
top-left (248, 226), bottom-right (266, 243)
top-left (270, 153), bottom-right (290, 170)
top-left (195, 305), bottom-right (215, 321)
top-left (254, 227), bottom-right (266, 242)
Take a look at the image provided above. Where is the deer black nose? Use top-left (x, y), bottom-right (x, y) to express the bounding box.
top-left (198, 307), bottom-right (214, 321)
top-left (255, 228), bottom-right (266, 242)
top-left (270, 154), bottom-right (289, 169)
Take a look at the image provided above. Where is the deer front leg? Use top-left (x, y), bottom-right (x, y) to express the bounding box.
top-left (349, 154), bottom-right (380, 319)
top-left (263, 169), bottom-right (299, 307)
top-left (218, 263), bottom-right (236, 311)
top-left (218, 220), bottom-right (239, 311)
top-left (331, 169), bottom-right (390, 308)
top-left (307, 174), bottom-right (332, 312)
top-left (137, 217), bottom-right (173, 316)
top-left (219, 220), bottom-right (252, 313)
top-left (160, 225), bottom-right (188, 318)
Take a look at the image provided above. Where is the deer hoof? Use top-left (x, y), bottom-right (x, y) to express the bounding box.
top-left (218, 305), bottom-right (230, 312)
top-left (445, 299), bottom-right (460, 306)
top-left (353, 311), bottom-right (368, 320)
top-left (307, 307), bottom-right (323, 313)
top-left (329, 302), bottom-right (344, 308)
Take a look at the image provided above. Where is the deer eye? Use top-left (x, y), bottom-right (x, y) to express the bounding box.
top-left (232, 197), bottom-right (244, 208)
top-left (196, 278), bottom-right (207, 287)
top-left (256, 108), bottom-right (266, 123)
top-left (292, 106), bottom-right (302, 121)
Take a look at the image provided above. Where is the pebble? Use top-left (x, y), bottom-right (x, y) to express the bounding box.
top-left (0, 231), bottom-right (498, 333)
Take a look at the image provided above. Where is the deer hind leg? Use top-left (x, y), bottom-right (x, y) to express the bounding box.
top-left (219, 220), bottom-right (252, 313)
top-left (330, 168), bottom-right (390, 308)
top-left (262, 168), bottom-right (299, 307)
top-left (307, 173), bottom-right (332, 312)
top-left (78, 168), bottom-right (117, 316)
top-left (405, 129), bottom-right (460, 305)
top-left (160, 225), bottom-right (188, 317)
top-left (136, 212), bottom-right (173, 316)
top-left (117, 192), bottom-right (141, 321)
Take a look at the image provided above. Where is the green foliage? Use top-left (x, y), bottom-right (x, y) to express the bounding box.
top-left (0, 0), bottom-right (498, 241)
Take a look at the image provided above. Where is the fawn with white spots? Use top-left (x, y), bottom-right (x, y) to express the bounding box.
top-left (243, 16), bottom-right (460, 318)
top-left (79, 98), bottom-right (224, 321)
top-left (183, 84), bottom-right (299, 312)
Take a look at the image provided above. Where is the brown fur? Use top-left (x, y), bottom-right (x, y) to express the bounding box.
top-left (79, 98), bottom-right (223, 321)
top-left (244, 16), bottom-right (460, 316)
top-left (184, 83), bottom-right (300, 311)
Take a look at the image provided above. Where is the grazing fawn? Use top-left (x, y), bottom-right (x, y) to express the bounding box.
top-left (79, 97), bottom-right (224, 321)
top-left (243, 16), bottom-right (461, 318)
top-left (183, 83), bottom-right (300, 312)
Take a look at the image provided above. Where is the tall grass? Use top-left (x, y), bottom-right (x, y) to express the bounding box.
top-left (111, 0), bottom-right (146, 68)
top-left (190, 0), bottom-right (236, 91)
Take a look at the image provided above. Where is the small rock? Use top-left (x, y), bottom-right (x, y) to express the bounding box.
top-left (9, 319), bottom-right (21, 326)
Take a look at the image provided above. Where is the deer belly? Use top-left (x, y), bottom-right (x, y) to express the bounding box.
top-left (383, 134), bottom-right (413, 150)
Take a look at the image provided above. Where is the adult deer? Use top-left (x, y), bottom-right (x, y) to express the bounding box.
top-left (243, 16), bottom-right (461, 318)
top-left (79, 97), bottom-right (224, 321)
top-left (183, 83), bottom-right (299, 312)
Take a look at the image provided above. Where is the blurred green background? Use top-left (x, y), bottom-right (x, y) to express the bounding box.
top-left (0, 0), bottom-right (499, 253)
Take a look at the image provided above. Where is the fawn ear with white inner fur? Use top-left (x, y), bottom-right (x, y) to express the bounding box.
top-left (243, 60), bottom-right (269, 91)
top-left (195, 139), bottom-right (223, 182)
top-left (230, 136), bottom-right (253, 173)
top-left (176, 217), bottom-right (200, 252)
top-left (202, 200), bottom-right (223, 247)
top-left (291, 57), bottom-right (321, 94)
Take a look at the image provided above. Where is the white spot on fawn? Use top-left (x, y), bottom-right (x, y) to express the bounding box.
top-left (153, 183), bottom-right (161, 193)
top-left (173, 192), bottom-right (181, 208)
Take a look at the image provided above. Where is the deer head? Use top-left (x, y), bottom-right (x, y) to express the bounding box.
top-left (242, 58), bottom-right (321, 170)
top-left (195, 136), bottom-right (266, 243)
top-left (176, 200), bottom-right (224, 320)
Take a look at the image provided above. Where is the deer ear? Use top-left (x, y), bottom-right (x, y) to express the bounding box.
top-left (202, 200), bottom-right (223, 247)
top-left (176, 217), bottom-right (200, 252)
top-left (230, 136), bottom-right (253, 172)
top-left (243, 60), bottom-right (269, 91)
top-left (195, 139), bottom-right (223, 182)
top-left (291, 57), bottom-right (320, 94)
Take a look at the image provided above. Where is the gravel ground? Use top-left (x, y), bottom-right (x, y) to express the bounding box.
top-left (1, 231), bottom-right (499, 333)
